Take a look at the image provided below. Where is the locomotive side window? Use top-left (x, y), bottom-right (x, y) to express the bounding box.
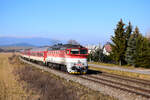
top-left (71, 49), bottom-right (79, 54)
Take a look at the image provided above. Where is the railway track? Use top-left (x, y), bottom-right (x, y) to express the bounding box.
top-left (20, 57), bottom-right (150, 99)
top-left (79, 71), bottom-right (150, 99)
top-left (101, 72), bottom-right (150, 86)
top-left (79, 75), bottom-right (150, 99)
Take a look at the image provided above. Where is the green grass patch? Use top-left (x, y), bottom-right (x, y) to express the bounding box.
top-left (89, 66), bottom-right (150, 81)
top-left (88, 62), bottom-right (149, 69)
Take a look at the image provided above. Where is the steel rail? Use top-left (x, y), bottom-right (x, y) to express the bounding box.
top-left (79, 76), bottom-right (150, 98)
top-left (99, 73), bottom-right (150, 86)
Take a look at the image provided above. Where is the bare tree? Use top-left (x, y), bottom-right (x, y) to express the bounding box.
top-left (67, 39), bottom-right (80, 45)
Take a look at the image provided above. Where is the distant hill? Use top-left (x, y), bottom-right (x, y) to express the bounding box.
top-left (0, 37), bottom-right (60, 47)
top-left (1, 43), bottom-right (35, 47)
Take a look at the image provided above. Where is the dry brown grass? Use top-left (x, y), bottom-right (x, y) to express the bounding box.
top-left (0, 53), bottom-right (31, 100)
top-left (15, 65), bottom-right (79, 100)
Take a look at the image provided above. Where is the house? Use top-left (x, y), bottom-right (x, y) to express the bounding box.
top-left (103, 44), bottom-right (112, 55)
top-left (85, 44), bottom-right (101, 54)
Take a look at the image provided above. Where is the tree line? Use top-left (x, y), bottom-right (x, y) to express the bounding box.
top-left (88, 19), bottom-right (150, 68)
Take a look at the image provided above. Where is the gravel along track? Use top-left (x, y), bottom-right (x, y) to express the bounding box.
top-left (80, 75), bottom-right (150, 98)
top-left (19, 58), bottom-right (150, 100)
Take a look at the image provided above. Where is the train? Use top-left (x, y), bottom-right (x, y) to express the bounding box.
top-left (20, 44), bottom-right (88, 74)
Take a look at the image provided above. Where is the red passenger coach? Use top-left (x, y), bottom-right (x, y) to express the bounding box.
top-left (29, 47), bottom-right (48, 62)
top-left (20, 44), bottom-right (88, 74)
top-left (20, 49), bottom-right (31, 60)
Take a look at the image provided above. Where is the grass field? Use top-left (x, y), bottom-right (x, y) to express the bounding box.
top-left (88, 62), bottom-right (137, 69)
top-left (0, 53), bottom-right (32, 100)
top-left (89, 66), bottom-right (150, 81)
top-left (89, 62), bottom-right (150, 70)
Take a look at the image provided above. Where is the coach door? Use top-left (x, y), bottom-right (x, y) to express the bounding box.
top-left (44, 51), bottom-right (47, 62)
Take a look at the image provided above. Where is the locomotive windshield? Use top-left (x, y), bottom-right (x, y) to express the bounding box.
top-left (80, 49), bottom-right (88, 54)
top-left (70, 49), bottom-right (88, 54)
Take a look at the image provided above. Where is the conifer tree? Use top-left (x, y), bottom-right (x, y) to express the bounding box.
top-left (125, 26), bottom-right (139, 66)
top-left (125, 22), bottom-right (132, 46)
top-left (135, 36), bottom-right (150, 68)
top-left (134, 28), bottom-right (143, 67)
top-left (125, 26), bottom-right (150, 68)
top-left (110, 19), bottom-right (126, 65)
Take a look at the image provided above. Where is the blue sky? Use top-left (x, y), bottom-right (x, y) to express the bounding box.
top-left (0, 0), bottom-right (150, 45)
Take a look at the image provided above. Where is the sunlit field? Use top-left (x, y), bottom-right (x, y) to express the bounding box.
top-left (0, 53), bottom-right (30, 100)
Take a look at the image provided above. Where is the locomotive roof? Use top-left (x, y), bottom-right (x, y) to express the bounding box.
top-left (48, 44), bottom-right (84, 50)
top-left (30, 46), bottom-right (50, 51)
top-left (62, 44), bottom-right (83, 48)
top-left (24, 44), bottom-right (85, 51)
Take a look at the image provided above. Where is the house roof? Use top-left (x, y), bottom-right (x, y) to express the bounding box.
top-left (104, 44), bottom-right (112, 52)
